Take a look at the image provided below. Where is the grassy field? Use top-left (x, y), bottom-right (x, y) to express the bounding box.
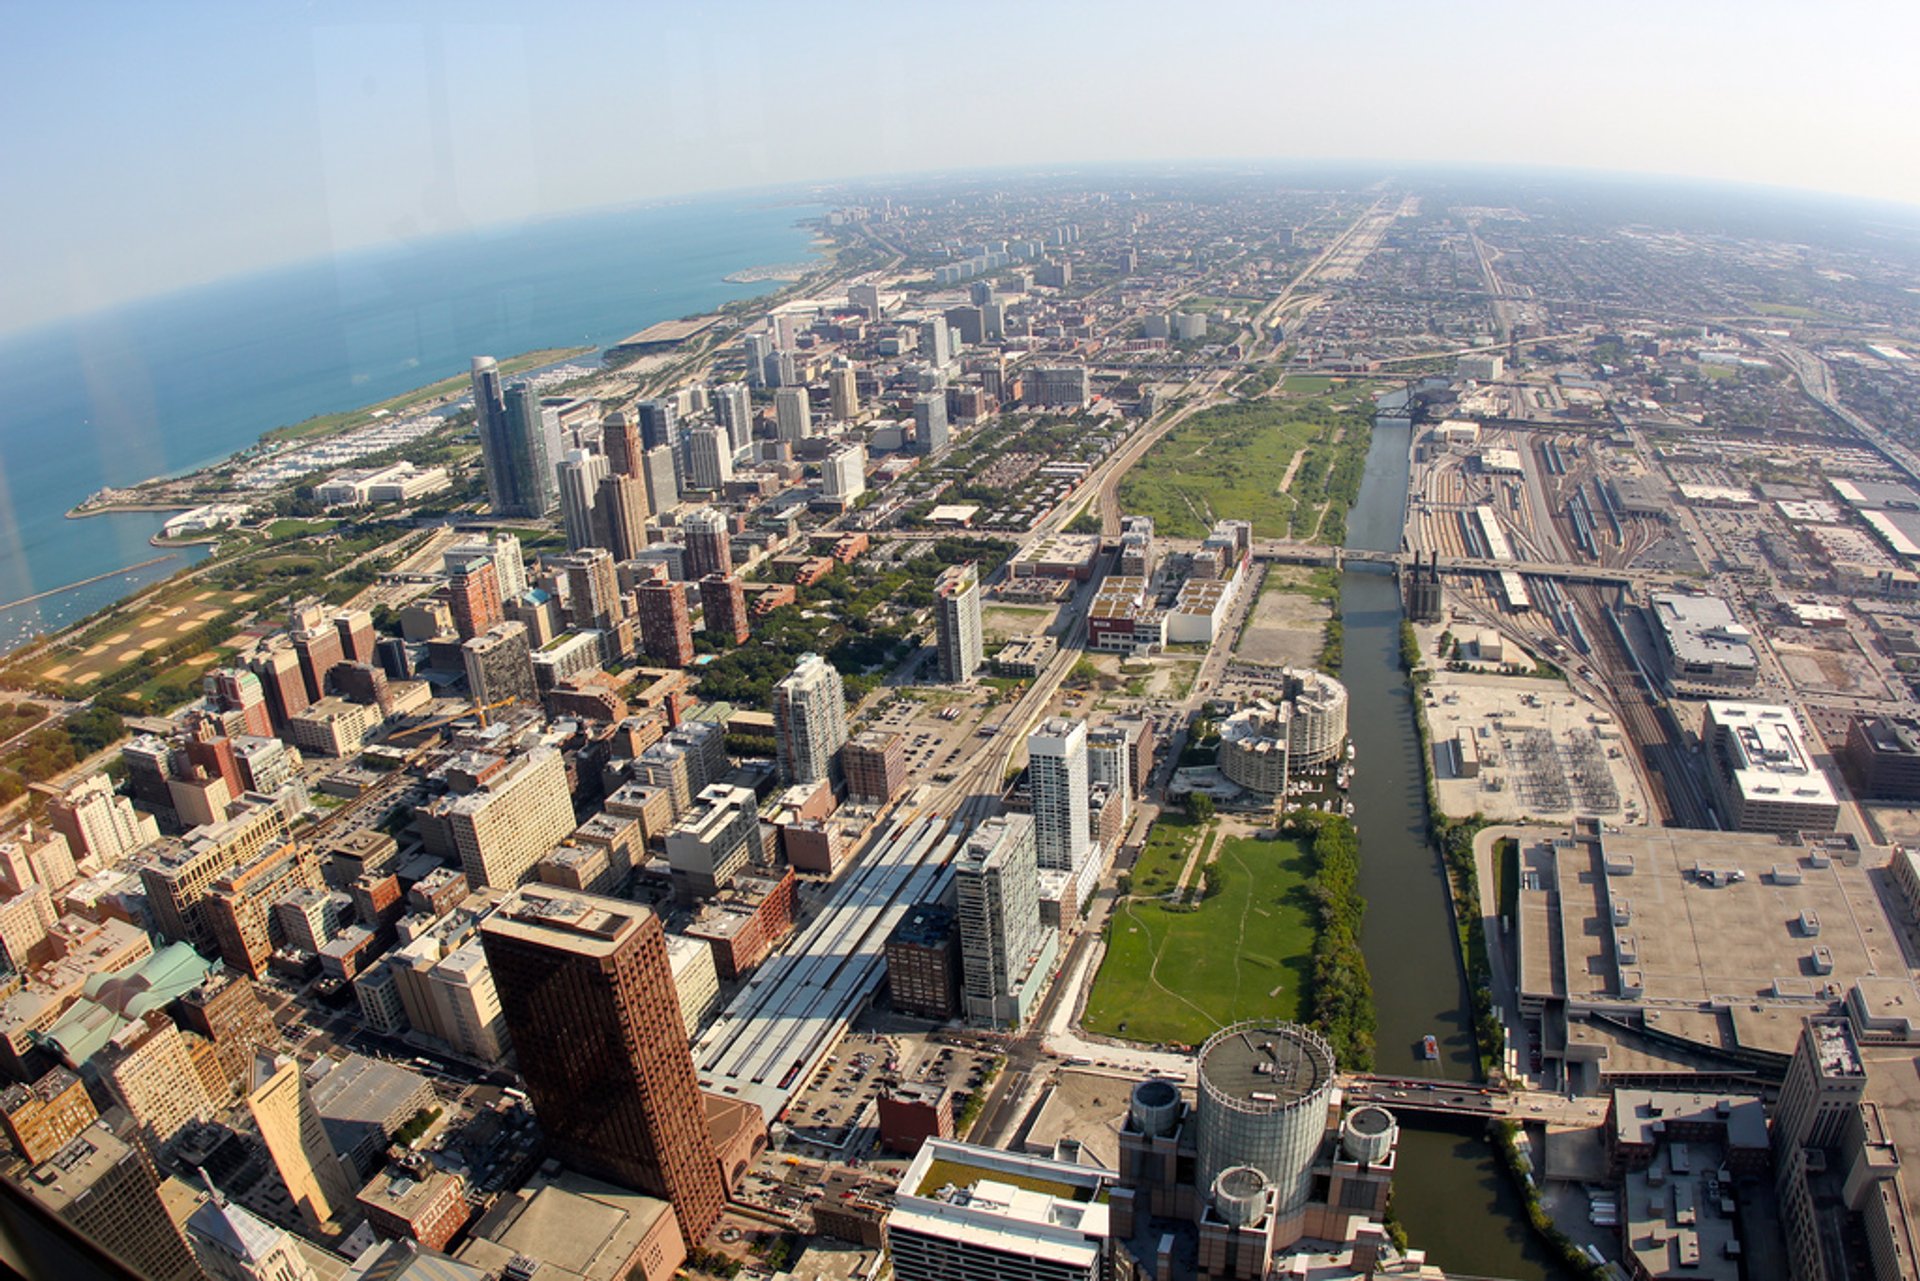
top-left (1084, 833), bottom-right (1317, 1046)
top-left (1128, 814), bottom-right (1204, 898)
top-left (1118, 385), bottom-right (1374, 540)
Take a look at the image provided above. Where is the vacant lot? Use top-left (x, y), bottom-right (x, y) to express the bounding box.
top-left (1084, 832), bottom-right (1316, 1047)
top-left (1119, 387), bottom-right (1373, 540)
top-left (1237, 567), bottom-right (1335, 668)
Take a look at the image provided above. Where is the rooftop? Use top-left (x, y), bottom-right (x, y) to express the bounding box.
top-left (1197, 1022), bottom-right (1336, 1108)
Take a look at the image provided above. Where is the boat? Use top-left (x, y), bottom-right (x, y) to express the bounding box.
top-left (1421, 1034), bottom-right (1439, 1060)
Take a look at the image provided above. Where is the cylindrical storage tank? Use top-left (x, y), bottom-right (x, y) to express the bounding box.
top-left (1130, 1078), bottom-right (1181, 1138)
top-left (1210, 1165), bottom-right (1269, 1227)
top-left (1194, 1021), bottom-right (1337, 1216)
top-left (1341, 1104), bottom-right (1398, 1165)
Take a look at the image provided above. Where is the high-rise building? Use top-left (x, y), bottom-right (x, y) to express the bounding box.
top-left (1774, 1016), bottom-right (1867, 1156)
top-left (333, 608), bottom-right (376, 666)
top-left (774, 349), bottom-right (801, 388)
top-left (16, 1122), bottom-right (202, 1281)
top-left (772, 654), bottom-right (848, 786)
top-left (289, 605), bottom-right (345, 704)
top-left (821, 442), bottom-right (867, 503)
top-left (642, 443), bottom-right (681, 515)
top-left (471, 356), bottom-right (512, 516)
top-left (680, 507), bottom-right (732, 581)
top-left (479, 884), bottom-right (726, 1245)
top-left (185, 1191), bottom-right (323, 1281)
top-left (204, 668), bottom-right (274, 738)
top-left (773, 386), bottom-right (811, 443)
top-left (710, 382), bottom-right (753, 453)
top-left (699, 574), bottom-right (750, 646)
top-left (843, 730), bottom-right (908, 804)
top-left (441, 746), bottom-right (577, 889)
top-left (0, 1067), bottom-right (97, 1165)
top-left (46, 773), bottom-right (155, 867)
top-left (912, 393), bottom-right (948, 455)
top-left (494, 382), bottom-right (563, 518)
top-left (934, 563), bottom-right (984, 683)
top-left (955, 815), bottom-right (1052, 1028)
top-left (555, 548), bottom-right (624, 634)
top-left (636, 398), bottom-right (677, 451)
top-left (462, 622), bottom-right (538, 708)
top-left (446, 556), bottom-right (504, 641)
top-left (743, 333), bottom-right (773, 389)
top-left (1027, 365), bottom-right (1091, 410)
top-left (636, 582), bottom-right (694, 669)
top-left (596, 471), bottom-right (651, 562)
top-left (683, 424), bottom-right (734, 493)
top-left (557, 448), bottom-right (611, 551)
top-left (244, 643), bottom-right (310, 729)
top-left (97, 1011), bottom-right (213, 1157)
top-left (602, 408), bottom-right (643, 478)
top-left (247, 1051), bottom-right (355, 1234)
top-left (490, 531), bottom-right (528, 601)
top-left (1028, 718), bottom-right (1090, 871)
top-left (828, 364), bottom-right (860, 421)
top-left (921, 316), bottom-right (952, 368)
top-left (848, 283), bottom-right (882, 321)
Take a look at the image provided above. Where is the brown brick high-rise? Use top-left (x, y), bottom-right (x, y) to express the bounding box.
top-left (700, 573), bottom-right (750, 646)
top-left (480, 885), bottom-right (726, 1245)
top-left (637, 581), bottom-right (694, 668)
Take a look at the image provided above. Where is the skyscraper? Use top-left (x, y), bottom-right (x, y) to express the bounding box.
top-left (828, 363), bottom-right (859, 421)
top-left (921, 315), bottom-right (952, 368)
top-left (683, 424), bottom-right (734, 492)
top-left (596, 471), bottom-right (651, 562)
top-left (773, 386), bottom-right (811, 443)
top-left (462, 621), bottom-right (538, 708)
top-left (636, 398), bottom-right (677, 451)
top-left (699, 574), bottom-right (750, 646)
top-left (243, 643), bottom-right (309, 729)
top-left (17, 1122), bottom-right (201, 1281)
top-left (743, 333), bottom-right (773, 389)
top-left (446, 556), bottom-right (504, 640)
top-left (913, 393), bottom-right (948, 455)
top-left (601, 408), bottom-right (642, 478)
top-left (557, 448), bottom-right (611, 551)
top-left (289, 604), bottom-right (344, 704)
top-left (204, 668), bottom-right (273, 738)
top-left (555, 548), bottom-right (623, 634)
top-left (710, 382), bottom-right (753, 453)
top-left (680, 507), bottom-right (732, 581)
top-left (821, 442), bottom-right (867, 503)
top-left (772, 654), bottom-right (848, 786)
top-left (247, 1051), bottom-right (355, 1235)
top-left (954, 814), bottom-right (1050, 1028)
top-left (333, 608), bottom-right (376, 666)
top-left (479, 884), bottom-right (726, 1245)
top-left (636, 581), bottom-right (694, 669)
top-left (1027, 718), bottom-right (1090, 871)
top-left (442, 746), bottom-right (577, 889)
top-left (470, 356), bottom-right (511, 515)
top-left (934, 563), bottom-right (984, 683)
top-left (500, 383), bottom-right (563, 517)
top-left (643, 443), bottom-right (681, 515)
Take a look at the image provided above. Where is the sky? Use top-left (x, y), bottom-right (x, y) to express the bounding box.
top-left (3, 0), bottom-right (1918, 336)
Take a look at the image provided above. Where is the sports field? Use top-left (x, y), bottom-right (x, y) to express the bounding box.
top-left (1083, 832), bottom-right (1316, 1047)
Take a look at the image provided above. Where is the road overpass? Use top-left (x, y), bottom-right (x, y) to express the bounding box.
top-left (1248, 540), bottom-right (1695, 589)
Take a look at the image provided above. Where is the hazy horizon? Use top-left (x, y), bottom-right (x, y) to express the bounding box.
top-left (5, 0), bottom-right (1919, 335)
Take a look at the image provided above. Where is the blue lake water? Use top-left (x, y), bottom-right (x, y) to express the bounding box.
top-left (0, 194), bottom-right (825, 653)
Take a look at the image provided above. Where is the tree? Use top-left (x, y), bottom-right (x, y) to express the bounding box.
top-left (1186, 793), bottom-right (1215, 822)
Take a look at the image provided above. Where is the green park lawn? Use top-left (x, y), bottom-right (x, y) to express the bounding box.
top-left (1083, 833), bottom-right (1317, 1047)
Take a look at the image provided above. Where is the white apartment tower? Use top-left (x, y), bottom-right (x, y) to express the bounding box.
top-left (771, 653), bottom-right (848, 785)
top-left (774, 386), bottom-right (811, 443)
top-left (955, 814), bottom-right (1048, 1028)
top-left (1027, 718), bottom-right (1090, 871)
top-left (934, 563), bottom-right (984, 682)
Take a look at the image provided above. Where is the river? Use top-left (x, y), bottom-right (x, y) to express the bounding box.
top-left (1341, 412), bottom-right (1566, 1279)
